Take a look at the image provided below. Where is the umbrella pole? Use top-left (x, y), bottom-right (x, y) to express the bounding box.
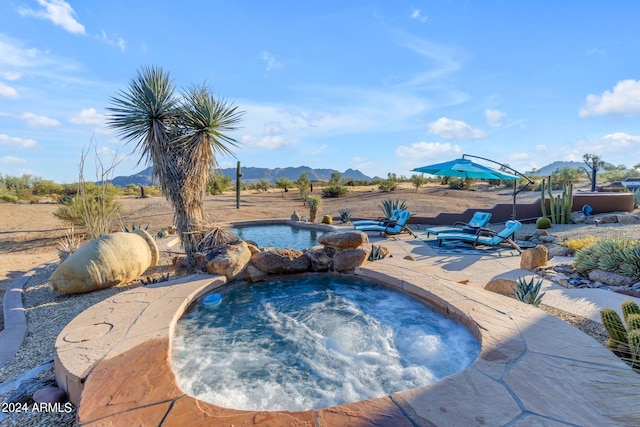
top-left (512, 184), bottom-right (517, 220)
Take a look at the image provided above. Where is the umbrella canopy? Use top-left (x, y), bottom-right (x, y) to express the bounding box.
top-left (412, 158), bottom-right (519, 180)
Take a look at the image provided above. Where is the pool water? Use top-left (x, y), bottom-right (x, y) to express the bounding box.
top-left (230, 224), bottom-right (325, 250)
top-left (172, 275), bottom-right (480, 411)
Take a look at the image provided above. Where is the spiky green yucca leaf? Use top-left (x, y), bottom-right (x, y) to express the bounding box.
top-left (379, 199), bottom-right (407, 219)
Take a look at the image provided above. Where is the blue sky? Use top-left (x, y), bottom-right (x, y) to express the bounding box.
top-left (1, 1), bottom-right (640, 183)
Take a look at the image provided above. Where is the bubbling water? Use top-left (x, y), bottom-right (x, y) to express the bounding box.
top-left (171, 275), bottom-right (479, 411)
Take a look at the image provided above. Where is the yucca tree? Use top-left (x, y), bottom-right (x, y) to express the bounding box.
top-left (107, 66), bottom-right (243, 268)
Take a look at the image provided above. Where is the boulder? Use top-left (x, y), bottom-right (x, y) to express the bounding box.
top-left (547, 244), bottom-right (571, 257)
top-left (332, 244), bottom-right (372, 273)
top-left (318, 231), bottom-right (368, 250)
top-left (484, 278), bottom-right (517, 296)
top-left (250, 247), bottom-right (310, 274)
top-left (599, 214), bottom-right (618, 224)
top-left (520, 245), bottom-right (548, 270)
top-left (305, 247), bottom-right (333, 271)
top-left (616, 214), bottom-right (638, 224)
top-left (588, 269), bottom-right (636, 287)
top-left (33, 387), bottom-right (67, 404)
top-left (172, 255), bottom-right (188, 275)
top-left (205, 241), bottom-right (252, 281)
top-left (49, 229), bottom-right (159, 294)
top-left (244, 264), bottom-right (268, 282)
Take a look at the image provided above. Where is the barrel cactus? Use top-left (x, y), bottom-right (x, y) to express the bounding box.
top-left (321, 214), bottom-right (333, 224)
top-left (600, 301), bottom-right (640, 371)
top-left (536, 217), bottom-right (551, 229)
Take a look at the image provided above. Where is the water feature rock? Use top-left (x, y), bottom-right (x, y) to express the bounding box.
top-left (318, 230), bottom-right (368, 249)
top-left (244, 265), bottom-right (268, 282)
top-left (49, 229), bottom-right (159, 294)
top-left (305, 247), bottom-right (333, 271)
top-left (205, 241), bottom-right (252, 281)
top-left (520, 245), bottom-right (548, 270)
top-left (250, 247), bottom-right (310, 274)
top-left (332, 244), bottom-right (372, 273)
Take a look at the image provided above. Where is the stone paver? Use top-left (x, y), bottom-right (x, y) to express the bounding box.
top-left (49, 250), bottom-right (640, 426)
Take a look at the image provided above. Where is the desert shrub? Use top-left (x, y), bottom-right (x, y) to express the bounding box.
top-left (378, 173), bottom-right (397, 192)
top-left (447, 178), bottom-right (464, 189)
top-left (410, 174), bottom-right (426, 192)
top-left (254, 179), bottom-right (270, 192)
top-left (0, 193), bottom-right (18, 203)
top-left (322, 183), bottom-right (348, 197)
top-left (564, 235), bottom-right (598, 253)
top-left (207, 174), bottom-right (232, 195)
top-left (295, 172), bottom-right (311, 193)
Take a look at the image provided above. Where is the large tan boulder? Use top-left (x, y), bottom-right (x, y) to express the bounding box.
top-left (484, 278), bottom-right (518, 296)
top-left (332, 244), bottom-right (372, 273)
top-left (49, 229), bottom-right (158, 294)
top-left (318, 231), bottom-right (368, 249)
top-left (250, 247), bottom-right (310, 274)
top-left (205, 241), bottom-right (252, 281)
top-left (520, 245), bottom-right (548, 270)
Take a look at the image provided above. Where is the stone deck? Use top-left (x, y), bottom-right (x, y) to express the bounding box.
top-left (54, 253), bottom-right (640, 426)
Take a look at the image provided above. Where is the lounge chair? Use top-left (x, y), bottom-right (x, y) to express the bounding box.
top-left (425, 212), bottom-right (492, 237)
top-left (353, 209), bottom-right (403, 227)
top-left (355, 210), bottom-right (417, 237)
top-left (436, 220), bottom-right (522, 253)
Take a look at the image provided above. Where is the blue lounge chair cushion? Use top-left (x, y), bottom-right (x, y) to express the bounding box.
top-left (436, 220), bottom-right (522, 252)
top-left (353, 209), bottom-right (403, 227)
top-left (426, 212), bottom-right (492, 237)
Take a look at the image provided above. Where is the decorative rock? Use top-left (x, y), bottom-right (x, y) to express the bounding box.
top-left (520, 245), bottom-right (548, 270)
top-left (33, 387), bottom-right (67, 404)
top-left (318, 231), bottom-right (368, 250)
top-left (49, 229), bottom-right (159, 294)
top-left (305, 247), bottom-right (333, 271)
top-left (290, 211), bottom-right (300, 221)
top-left (332, 244), bottom-right (372, 273)
top-left (484, 278), bottom-right (517, 296)
top-left (533, 229), bottom-right (550, 237)
top-left (547, 244), bottom-right (571, 257)
top-left (403, 255), bottom-right (416, 261)
top-left (244, 264), bottom-right (268, 282)
top-left (616, 214), bottom-right (637, 224)
top-left (205, 241), bottom-right (252, 281)
top-left (538, 235), bottom-right (556, 244)
top-left (6, 378), bottom-right (56, 404)
top-left (598, 214), bottom-right (618, 224)
top-left (570, 212), bottom-right (587, 224)
top-left (588, 269), bottom-right (637, 287)
top-left (250, 247), bottom-right (310, 274)
top-left (172, 256), bottom-right (188, 275)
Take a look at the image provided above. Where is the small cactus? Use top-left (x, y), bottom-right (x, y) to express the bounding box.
top-left (536, 217), bottom-right (551, 229)
top-left (368, 244), bottom-right (387, 261)
top-left (321, 214), bottom-right (333, 224)
top-left (600, 301), bottom-right (640, 371)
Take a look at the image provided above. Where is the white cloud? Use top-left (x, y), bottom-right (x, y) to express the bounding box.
top-left (410, 9), bottom-right (428, 23)
top-left (427, 117), bottom-right (487, 140)
top-left (0, 134), bottom-right (38, 148)
top-left (261, 51), bottom-right (282, 72)
top-left (242, 134), bottom-right (289, 150)
top-left (18, 0), bottom-right (85, 35)
top-left (69, 108), bottom-right (105, 126)
top-left (2, 71), bottom-right (20, 80)
top-left (579, 80), bottom-right (640, 117)
top-left (601, 132), bottom-right (640, 148)
top-left (535, 144), bottom-right (547, 152)
top-left (350, 156), bottom-right (375, 171)
top-left (0, 156), bottom-right (27, 164)
top-left (0, 82), bottom-right (19, 99)
top-left (395, 141), bottom-right (462, 159)
top-left (97, 31), bottom-right (126, 51)
top-left (21, 112), bottom-right (61, 128)
top-left (485, 109), bottom-right (506, 127)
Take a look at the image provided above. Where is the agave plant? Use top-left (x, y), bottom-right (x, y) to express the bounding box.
top-left (338, 208), bottom-right (352, 224)
top-left (108, 66), bottom-right (244, 269)
top-left (379, 199), bottom-right (407, 219)
top-left (512, 276), bottom-right (546, 307)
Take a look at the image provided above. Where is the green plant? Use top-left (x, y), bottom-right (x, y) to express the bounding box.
top-left (295, 172), bottom-right (311, 193)
top-left (254, 179), bottom-right (270, 192)
top-left (338, 208), bottom-right (352, 224)
top-left (573, 237), bottom-right (640, 278)
top-left (379, 199), bottom-right (407, 219)
top-left (368, 244), bottom-right (387, 261)
top-left (322, 183), bottom-right (348, 197)
top-left (321, 214), bottom-right (333, 224)
top-left (564, 235), bottom-right (598, 253)
top-left (57, 228), bottom-right (84, 261)
top-left (540, 176), bottom-right (573, 224)
top-left (601, 301), bottom-right (640, 371)
top-left (536, 217), bottom-right (551, 229)
top-left (378, 173), bottom-right (397, 192)
top-left (207, 173), bottom-right (232, 195)
top-left (410, 174), bottom-right (426, 192)
top-left (122, 224), bottom-right (149, 232)
top-left (634, 189), bottom-right (640, 208)
top-left (307, 195), bottom-right (322, 222)
top-left (512, 276), bottom-right (545, 307)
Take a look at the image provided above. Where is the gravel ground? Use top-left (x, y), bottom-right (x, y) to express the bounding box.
top-left (1, 221), bottom-right (639, 425)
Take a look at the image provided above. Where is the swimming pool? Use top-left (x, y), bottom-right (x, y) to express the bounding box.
top-left (171, 275), bottom-right (480, 411)
top-left (230, 223), bottom-right (327, 250)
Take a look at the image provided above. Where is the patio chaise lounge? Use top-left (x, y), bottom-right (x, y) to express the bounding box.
top-left (353, 209), bottom-right (403, 227)
top-left (436, 220), bottom-right (523, 253)
top-left (425, 211), bottom-right (492, 237)
top-left (355, 210), bottom-right (417, 237)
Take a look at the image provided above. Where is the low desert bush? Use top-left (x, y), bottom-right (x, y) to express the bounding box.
top-left (564, 235), bottom-right (598, 253)
top-left (574, 237), bottom-right (640, 279)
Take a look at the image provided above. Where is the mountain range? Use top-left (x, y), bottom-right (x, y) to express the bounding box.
top-left (109, 165), bottom-right (372, 187)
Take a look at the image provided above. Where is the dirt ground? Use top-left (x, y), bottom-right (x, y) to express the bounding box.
top-left (0, 183), bottom-right (541, 327)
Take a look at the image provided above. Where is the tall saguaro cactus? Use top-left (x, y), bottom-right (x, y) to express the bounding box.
top-left (236, 161), bottom-right (242, 209)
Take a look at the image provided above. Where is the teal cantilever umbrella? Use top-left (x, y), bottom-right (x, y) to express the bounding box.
top-left (413, 155), bottom-right (532, 219)
top-left (412, 158), bottom-right (519, 180)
